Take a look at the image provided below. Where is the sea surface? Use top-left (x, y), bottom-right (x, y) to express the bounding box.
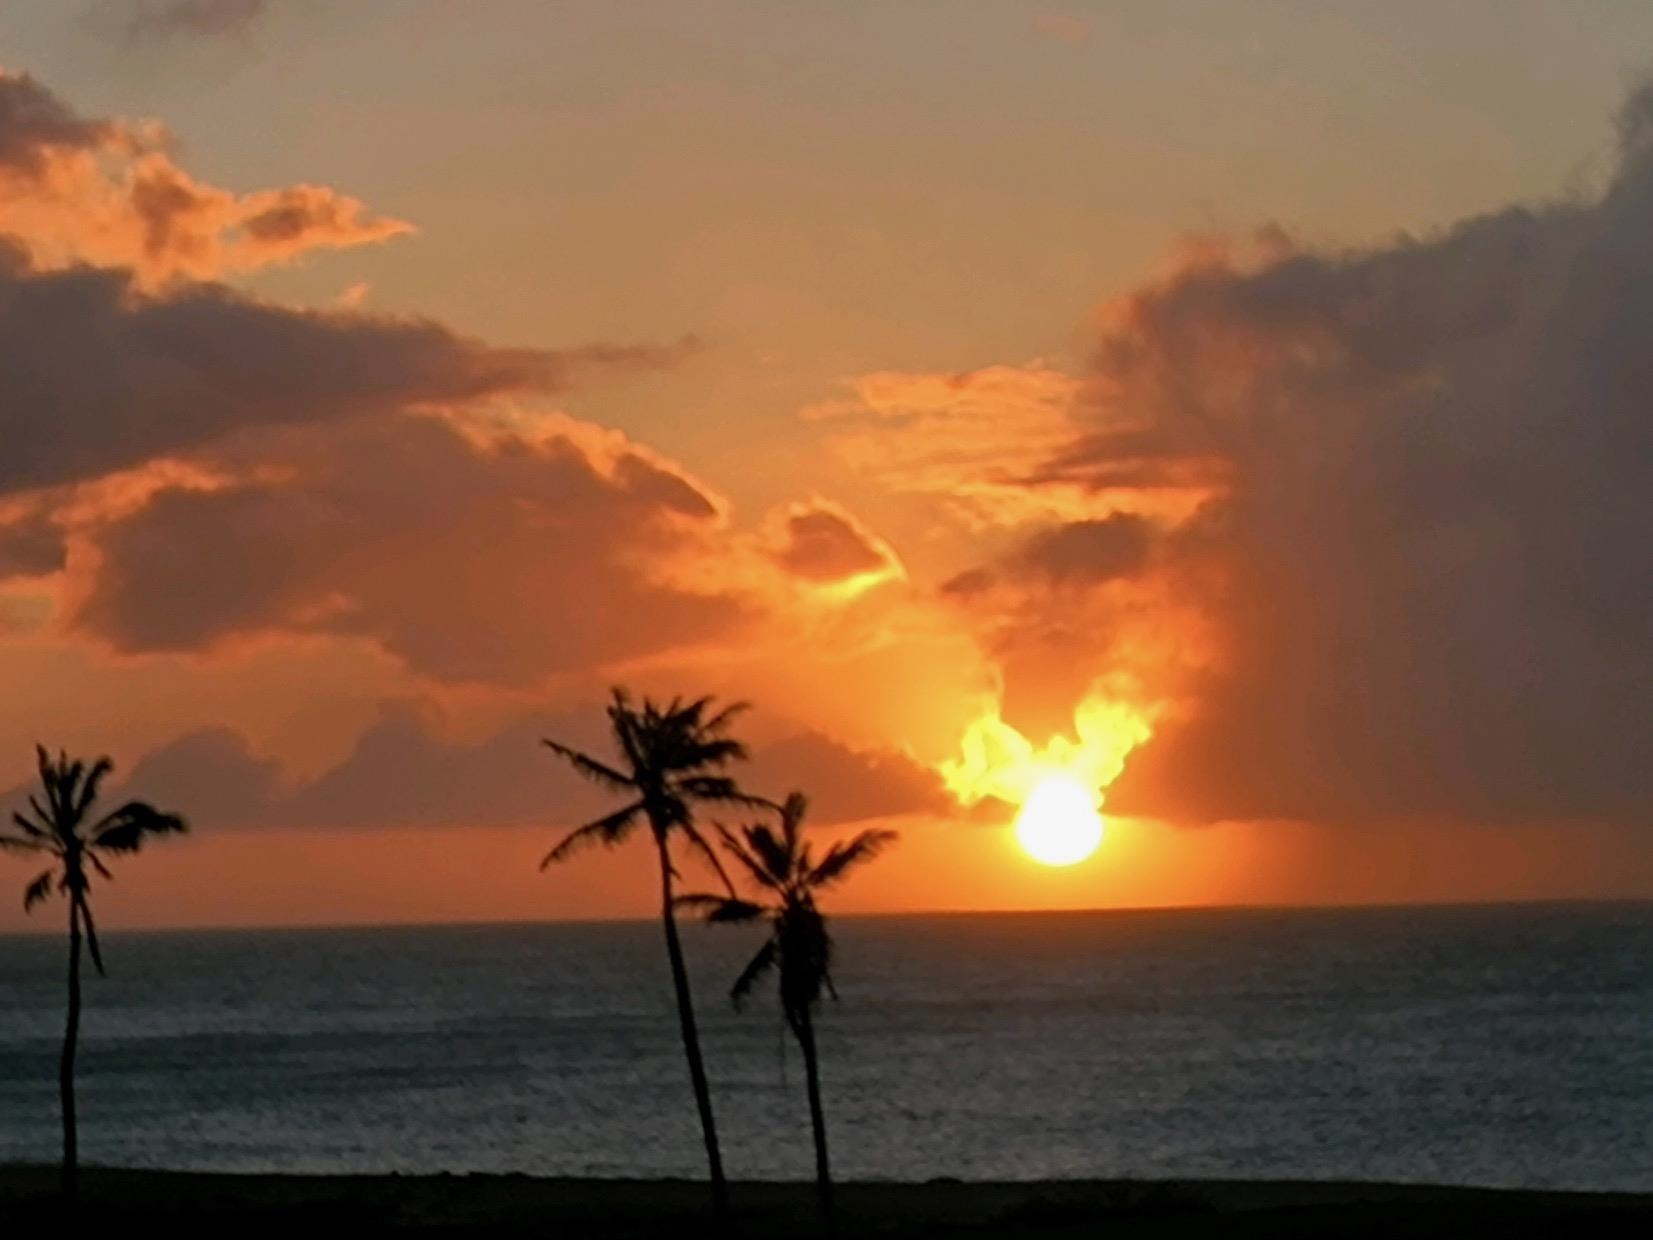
top-left (1, 904), bottom-right (1651, 1187)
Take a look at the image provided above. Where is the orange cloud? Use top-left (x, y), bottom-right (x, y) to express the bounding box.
top-left (767, 500), bottom-right (904, 591)
top-left (66, 413), bottom-right (751, 684)
top-left (804, 363), bottom-right (1095, 528)
top-left (0, 68), bottom-right (410, 285)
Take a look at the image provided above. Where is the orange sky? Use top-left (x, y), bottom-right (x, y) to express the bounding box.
top-left (4, 4), bottom-right (1653, 930)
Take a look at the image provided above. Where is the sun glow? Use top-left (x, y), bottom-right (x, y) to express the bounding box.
top-left (1014, 773), bottom-right (1105, 866)
top-left (942, 693), bottom-right (1154, 868)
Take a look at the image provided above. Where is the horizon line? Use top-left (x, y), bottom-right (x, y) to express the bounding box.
top-left (2, 892), bottom-right (1650, 939)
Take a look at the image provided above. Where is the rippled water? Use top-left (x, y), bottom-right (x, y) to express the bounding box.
top-left (2, 903), bottom-right (1651, 1187)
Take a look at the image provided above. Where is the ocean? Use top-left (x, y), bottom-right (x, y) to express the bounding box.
top-left (1, 903), bottom-right (1650, 1188)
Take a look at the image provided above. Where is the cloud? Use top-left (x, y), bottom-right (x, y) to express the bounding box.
top-left (0, 505), bottom-right (66, 579)
top-left (124, 0), bottom-right (269, 40)
top-left (769, 501), bottom-right (902, 586)
top-left (937, 513), bottom-right (1193, 747)
top-left (742, 730), bottom-right (950, 825)
top-left (0, 68), bottom-right (409, 284)
top-left (0, 70), bottom-right (111, 175)
top-left (944, 513), bottom-right (1153, 597)
top-left (69, 412), bottom-right (749, 683)
top-left (1010, 84), bottom-right (1653, 829)
top-left (55, 703), bottom-right (945, 833)
top-left (805, 363), bottom-right (1098, 528)
top-left (0, 242), bottom-right (690, 498)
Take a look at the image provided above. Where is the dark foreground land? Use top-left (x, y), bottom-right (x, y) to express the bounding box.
top-left (4, 1167), bottom-right (1652, 1237)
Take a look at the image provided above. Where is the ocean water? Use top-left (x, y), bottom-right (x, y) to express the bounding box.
top-left (1, 904), bottom-right (1651, 1188)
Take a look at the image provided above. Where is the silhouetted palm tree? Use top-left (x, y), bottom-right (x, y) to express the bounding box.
top-left (542, 689), bottom-right (762, 1215)
top-left (0, 746), bottom-right (187, 1205)
top-left (681, 792), bottom-right (896, 1228)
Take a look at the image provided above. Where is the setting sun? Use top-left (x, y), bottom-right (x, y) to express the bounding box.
top-left (1014, 774), bottom-right (1105, 867)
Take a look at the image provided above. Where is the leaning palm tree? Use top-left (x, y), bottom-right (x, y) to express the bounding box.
top-left (541, 689), bottom-right (763, 1216)
top-left (680, 792), bottom-right (896, 1229)
top-left (0, 746), bottom-right (187, 1205)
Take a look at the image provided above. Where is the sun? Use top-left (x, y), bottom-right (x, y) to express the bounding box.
top-left (1014, 773), bottom-right (1105, 867)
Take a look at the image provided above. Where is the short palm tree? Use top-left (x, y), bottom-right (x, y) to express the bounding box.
top-left (541, 689), bottom-right (763, 1216)
top-left (680, 792), bottom-right (896, 1228)
top-left (0, 746), bottom-right (187, 1204)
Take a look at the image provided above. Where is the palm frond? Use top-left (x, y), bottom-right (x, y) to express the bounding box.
top-left (778, 791), bottom-right (809, 852)
top-left (744, 823), bottom-right (794, 884)
top-left (809, 828), bottom-right (899, 889)
top-left (698, 699), bottom-right (751, 736)
top-left (33, 745), bottom-right (62, 820)
top-left (731, 938), bottom-right (779, 1008)
top-left (75, 757), bottom-right (114, 821)
top-left (607, 689), bottom-right (647, 772)
top-left (540, 800), bottom-right (644, 869)
top-left (51, 754), bottom-right (86, 824)
top-left (22, 869), bottom-right (54, 911)
top-left (677, 737), bottom-right (749, 769)
top-left (676, 893), bottom-right (766, 923)
top-left (92, 803), bottom-right (188, 853)
top-left (678, 824), bottom-right (739, 896)
top-left (20, 795), bottom-right (56, 836)
top-left (674, 775), bottom-right (766, 807)
top-left (542, 740), bottom-right (635, 792)
top-left (0, 831), bottom-right (46, 855)
top-left (713, 823), bottom-right (781, 893)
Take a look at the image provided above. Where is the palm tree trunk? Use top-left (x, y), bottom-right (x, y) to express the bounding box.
top-left (795, 1007), bottom-right (835, 1229)
top-left (61, 895), bottom-right (82, 1207)
top-left (654, 831), bottom-right (728, 1215)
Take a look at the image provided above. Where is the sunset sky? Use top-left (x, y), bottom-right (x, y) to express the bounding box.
top-left (3, 1), bottom-right (1653, 930)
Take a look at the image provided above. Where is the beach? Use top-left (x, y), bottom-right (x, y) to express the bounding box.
top-left (3, 1168), bottom-right (1652, 1236)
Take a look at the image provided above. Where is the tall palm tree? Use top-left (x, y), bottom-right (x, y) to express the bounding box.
top-left (0, 746), bottom-right (188, 1205)
top-left (680, 792), bottom-right (896, 1229)
top-left (541, 689), bottom-right (762, 1215)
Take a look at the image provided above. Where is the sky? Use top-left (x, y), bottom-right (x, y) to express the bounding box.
top-left (2, 0), bottom-right (1653, 929)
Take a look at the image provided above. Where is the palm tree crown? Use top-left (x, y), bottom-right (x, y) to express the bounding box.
top-left (1, 746), bottom-right (187, 966)
top-left (683, 792), bottom-right (896, 1023)
top-left (542, 689), bottom-right (762, 878)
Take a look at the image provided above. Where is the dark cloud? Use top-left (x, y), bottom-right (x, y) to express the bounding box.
top-left (0, 71), bottom-right (108, 175)
top-left (771, 503), bottom-right (896, 583)
top-left (118, 727), bottom-right (284, 825)
top-left (1063, 84), bottom-right (1653, 828)
top-left (0, 245), bottom-right (687, 497)
top-left (71, 414), bottom-right (745, 683)
top-left (943, 513), bottom-right (1152, 597)
top-left (124, 0), bottom-right (269, 40)
top-left (936, 513), bottom-right (1160, 743)
top-left (0, 508), bottom-right (66, 578)
top-left (742, 731), bottom-right (949, 824)
top-left (61, 705), bottom-right (942, 833)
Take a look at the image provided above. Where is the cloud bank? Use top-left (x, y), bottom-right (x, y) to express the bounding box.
top-left (923, 86), bottom-right (1653, 829)
top-left (34, 704), bottom-right (947, 833)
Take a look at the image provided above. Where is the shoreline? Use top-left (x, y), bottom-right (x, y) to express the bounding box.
top-left (4, 1167), bottom-right (1651, 1235)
